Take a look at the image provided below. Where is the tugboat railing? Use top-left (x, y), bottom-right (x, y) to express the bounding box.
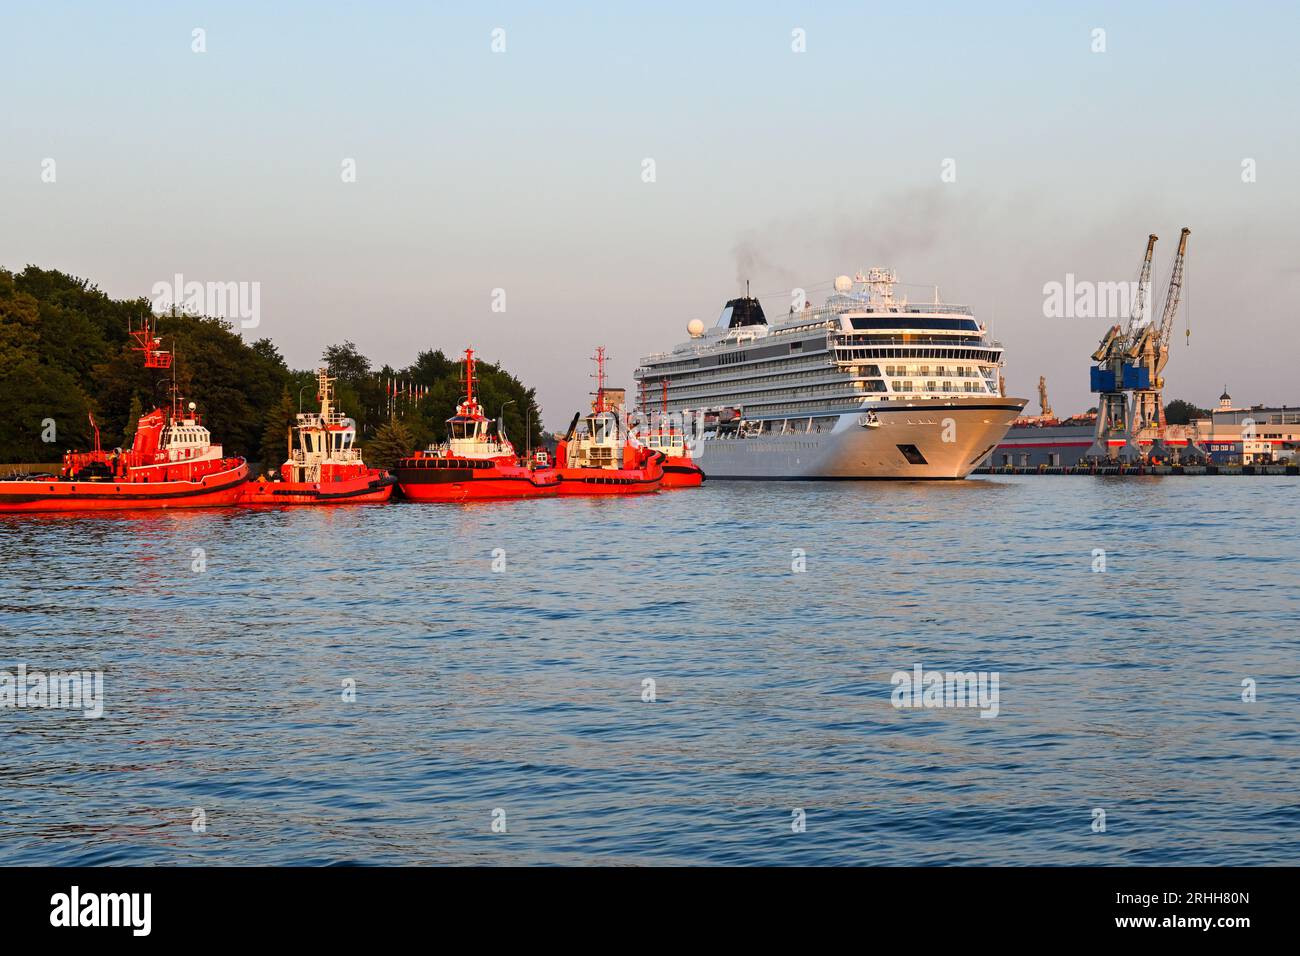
top-left (289, 448), bottom-right (362, 464)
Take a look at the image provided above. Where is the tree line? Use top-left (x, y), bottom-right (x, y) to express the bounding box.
top-left (0, 266), bottom-right (545, 468)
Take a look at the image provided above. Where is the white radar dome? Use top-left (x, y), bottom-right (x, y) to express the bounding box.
top-left (834, 275), bottom-right (853, 293)
top-left (687, 319), bottom-right (706, 338)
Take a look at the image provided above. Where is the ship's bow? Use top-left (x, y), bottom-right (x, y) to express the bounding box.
top-left (822, 397), bottom-right (1027, 479)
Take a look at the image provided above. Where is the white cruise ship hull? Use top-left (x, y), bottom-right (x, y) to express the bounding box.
top-left (692, 398), bottom-right (1026, 479)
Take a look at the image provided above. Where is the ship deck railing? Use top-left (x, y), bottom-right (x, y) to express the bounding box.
top-left (289, 448), bottom-right (362, 464)
top-left (296, 412), bottom-right (352, 428)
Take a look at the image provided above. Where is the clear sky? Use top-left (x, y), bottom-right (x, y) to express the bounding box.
top-left (3, 1), bottom-right (1297, 426)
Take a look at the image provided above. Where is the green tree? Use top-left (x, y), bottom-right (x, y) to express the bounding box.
top-left (259, 385), bottom-right (296, 474)
top-left (1, 266), bottom-right (547, 466)
top-left (0, 269), bottom-right (92, 460)
top-left (1165, 399), bottom-right (1210, 425)
top-left (121, 395), bottom-right (144, 448)
top-left (365, 419), bottom-right (416, 470)
top-left (407, 348), bottom-right (454, 384)
top-left (322, 341), bottom-right (371, 383)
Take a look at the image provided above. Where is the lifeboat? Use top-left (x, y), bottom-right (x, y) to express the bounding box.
top-left (0, 317), bottom-right (249, 514)
top-left (395, 347), bottom-right (559, 502)
top-left (238, 368), bottom-right (394, 506)
top-left (553, 348), bottom-right (663, 495)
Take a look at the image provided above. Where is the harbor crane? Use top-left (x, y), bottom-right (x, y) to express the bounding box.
top-left (1130, 227), bottom-right (1191, 456)
top-left (1086, 234), bottom-right (1156, 461)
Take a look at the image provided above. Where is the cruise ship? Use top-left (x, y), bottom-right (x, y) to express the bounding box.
top-left (633, 269), bottom-right (1026, 479)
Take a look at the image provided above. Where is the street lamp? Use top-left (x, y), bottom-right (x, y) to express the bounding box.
top-left (298, 383), bottom-right (313, 413)
top-left (499, 400), bottom-right (516, 444)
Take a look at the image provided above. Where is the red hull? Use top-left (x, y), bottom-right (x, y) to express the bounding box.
top-left (659, 455), bottom-right (705, 488)
top-left (555, 466), bottom-right (662, 495)
top-left (396, 457), bottom-right (560, 502)
top-left (238, 471), bottom-right (395, 506)
top-left (0, 461), bottom-right (249, 513)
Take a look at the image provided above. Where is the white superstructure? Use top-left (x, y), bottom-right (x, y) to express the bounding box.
top-left (159, 402), bottom-right (224, 464)
top-left (634, 270), bottom-right (1026, 479)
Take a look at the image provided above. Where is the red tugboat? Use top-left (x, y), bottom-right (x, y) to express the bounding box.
top-left (0, 318), bottom-right (248, 513)
top-left (395, 348), bottom-right (560, 502)
top-left (238, 369), bottom-right (394, 506)
top-left (639, 380), bottom-right (705, 488)
top-left (553, 348), bottom-right (664, 496)
top-left (642, 429), bottom-right (704, 488)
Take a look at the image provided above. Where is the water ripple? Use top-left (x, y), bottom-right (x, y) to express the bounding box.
top-left (1, 477), bottom-right (1297, 864)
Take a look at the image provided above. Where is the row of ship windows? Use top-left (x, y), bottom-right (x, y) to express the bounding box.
top-left (660, 364), bottom-right (843, 397)
top-left (645, 346), bottom-right (997, 385)
top-left (666, 346), bottom-right (832, 376)
top-left (683, 383), bottom-right (991, 420)
top-left (883, 365), bottom-right (988, 379)
top-left (837, 336), bottom-right (978, 348)
top-left (735, 392), bottom-right (981, 416)
top-left (684, 379), bottom-right (991, 406)
top-left (690, 354), bottom-right (827, 379)
top-left (671, 379), bottom-right (863, 404)
top-left (737, 398), bottom-right (862, 415)
top-left (641, 360), bottom-right (830, 393)
top-left (892, 380), bottom-right (992, 393)
top-left (686, 385), bottom-right (987, 421)
top-left (668, 372), bottom-right (992, 405)
top-left (164, 427), bottom-right (208, 445)
top-left (834, 347), bottom-right (1001, 362)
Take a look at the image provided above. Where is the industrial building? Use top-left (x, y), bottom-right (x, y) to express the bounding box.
top-left (1197, 391), bottom-right (1300, 464)
top-left (991, 388), bottom-right (1300, 468)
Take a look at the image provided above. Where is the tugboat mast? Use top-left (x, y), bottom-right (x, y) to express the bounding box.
top-left (590, 346), bottom-right (608, 413)
top-left (463, 347), bottom-right (477, 407)
top-left (129, 312), bottom-right (173, 369)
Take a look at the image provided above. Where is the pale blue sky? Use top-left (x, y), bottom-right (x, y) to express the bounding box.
top-left (3, 1), bottom-right (1298, 425)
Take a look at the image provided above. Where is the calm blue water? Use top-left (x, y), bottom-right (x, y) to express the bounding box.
top-left (1, 477), bottom-right (1297, 866)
